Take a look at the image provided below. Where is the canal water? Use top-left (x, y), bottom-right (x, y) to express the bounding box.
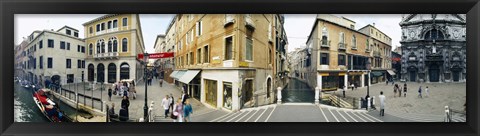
top-left (282, 78), bottom-right (315, 103)
top-left (14, 83), bottom-right (88, 122)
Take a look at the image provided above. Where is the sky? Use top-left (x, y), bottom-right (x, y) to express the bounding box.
top-left (15, 14), bottom-right (402, 54)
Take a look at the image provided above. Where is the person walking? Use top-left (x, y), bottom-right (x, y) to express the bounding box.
top-left (393, 84), bottom-right (397, 98)
top-left (173, 99), bottom-right (184, 122)
top-left (425, 86), bottom-right (429, 98)
top-left (418, 86), bottom-right (423, 98)
top-left (108, 103), bottom-right (118, 119)
top-left (379, 91), bottom-right (386, 116)
top-left (403, 83), bottom-right (407, 97)
top-left (386, 79), bottom-right (388, 85)
top-left (351, 83), bottom-right (355, 91)
top-left (169, 94), bottom-right (175, 112)
top-left (108, 87), bottom-right (112, 101)
top-left (119, 105), bottom-right (129, 122)
top-left (159, 78), bottom-right (163, 87)
top-left (342, 86), bottom-right (346, 98)
top-left (183, 99), bottom-right (193, 122)
top-left (181, 91), bottom-right (188, 105)
top-left (397, 84), bottom-right (401, 97)
top-left (162, 95), bottom-right (170, 118)
top-left (121, 96), bottom-right (130, 112)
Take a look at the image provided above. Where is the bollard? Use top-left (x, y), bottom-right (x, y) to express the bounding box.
top-left (372, 96), bottom-right (375, 106)
top-left (358, 97), bottom-right (362, 109)
top-left (277, 87), bottom-right (282, 104)
top-left (367, 97), bottom-right (371, 111)
top-left (315, 87), bottom-right (320, 105)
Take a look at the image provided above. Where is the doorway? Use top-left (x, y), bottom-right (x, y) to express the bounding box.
top-left (429, 65), bottom-right (440, 82)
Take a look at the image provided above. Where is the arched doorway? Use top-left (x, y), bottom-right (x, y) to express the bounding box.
top-left (88, 64), bottom-right (94, 81)
top-left (408, 66), bottom-right (417, 82)
top-left (97, 63), bottom-right (105, 83)
top-left (267, 77), bottom-right (272, 99)
top-left (108, 63), bottom-right (116, 83)
top-left (120, 63), bottom-right (130, 80)
top-left (429, 64), bottom-right (440, 82)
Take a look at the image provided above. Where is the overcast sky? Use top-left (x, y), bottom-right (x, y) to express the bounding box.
top-left (15, 14), bottom-right (402, 53)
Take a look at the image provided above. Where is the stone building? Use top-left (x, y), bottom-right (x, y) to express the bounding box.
top-left (83, 14), bottom-right (146, 84)
top-left (399, 14), bottom-right (466, 82)
top-left (169, 14), bottom-right (287, 111)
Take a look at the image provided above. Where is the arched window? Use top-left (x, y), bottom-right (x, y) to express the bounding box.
top-left (352, 35), bottom-right (357, 48)
top-left (424, 29), bottom-right (444, 40)
top-left (112, 38), bottom-right (118, 52)
top-left (108, 41), bottom-right (112, 53)
top-left (88, 64), bottom-right (94, 81)
top-left (122, 38), bottom-right (128, 52)
top-left (101, 41), bottom-right (105, 53)
top-left (96, 43), bottom-right (100, 54)
top-left (120, 63), bottom-right (130, 80)
top-left (322, 27), bottom-right (328, 46)
top-left (89, 44), bottom-right (93, 55)
top-left (97, 63), bottom-right (105, 83)
top-left (108, 63), bottom-right (116, 83)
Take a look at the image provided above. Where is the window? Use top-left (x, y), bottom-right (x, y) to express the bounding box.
top-left (197, 48), bottom-right (201, 64)
top-left (338, 54), bottom-right (346, 66)
top-left (67, 74), bottom-right (74, 83)
top-left (108, 40), bottom-right (112, 52)
top-left (33, 58), bottom-right (36, 69)
top-left (78, 45), bottom-right (80, 52)
top-left (96, 24), bottom-right (100, 32)
top-left (66, 42), bottom-right (70, 50)
top-left (97, 43), bottom-right (100, 54)
top-left (47, 57), bottom-right (53, 68)
top-left (89, 27), bottom-right (93, 34)
top-left (113, 20), bottom-right (118, 28)
top-left (101, 23), bottom-right (105, 31)
top-left (101, 41), bottom-right (105, 53)
top-left (196, 21), bottom-right (202, 36)
top-left (225, 36), bottom-right (233, 60)
top-left (190, 52), bottom-right (194, 65)
top-left (204, 45), bottom-right (209, 63)
top-left (113, 38), bottom-right (118, 52)
top-left (322, 27), bottom-right (328, 46)
top-left (39, 40), bottom-right (43, 49)
top-left (320, 53), bottom-right (329, 65)
top-left (89, 44), bottom-right (93, 55)
top-left (123, 18), bottom-right (128, 26)
top-left (108, 21), bottom-right (112, 29)
top-left (122, 38), bottom-right (128, 52)
top-left (246, 36), bottom-right (253, 61)
top-left (78, 60), bottom-right (81, 68)
top-left (339, 32), bottom-right (345, 44)
top-left (82, 46), bottom-right (85, 53)
top-left (352, 35), bottom-right (357, 49)
top-left (48, 39), bottom-right (54, 48)
top-left (66, 59), bottom-right (71, 69)
top-left (82, 60), bottom-right (85, 68)
top-left (39, 56), bottom-right (43, 69)
top-left (66, 29), bottom-right (71, 35)
top-left (269, 48), bottom-right (272, 64)
top-left (60, 41), bottom-right (65, 49)
top-left (34, 44), bottom-right (36, 51)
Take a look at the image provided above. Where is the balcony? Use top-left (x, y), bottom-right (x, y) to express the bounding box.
top-left (320, 40), bottom-right (331, 48)
top-left (365, 48), bottom-right (371, 53)
top-left (338, 43), bottom-right (346, 50)
top-left (224, 14), bottom-right (235, 27)
top-left (245, 15), bottom-right (255, 30)
top-left (94, 52), bottom-right (119, 60)
top-left (374, 51), bottom-right (381, 57)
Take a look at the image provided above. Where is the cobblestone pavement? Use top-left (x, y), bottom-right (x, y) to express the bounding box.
top-left (338, 81), bottom-right (466, 122)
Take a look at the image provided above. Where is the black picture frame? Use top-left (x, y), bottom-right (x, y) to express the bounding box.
top-left (1, 0), bottom-right (478, 136)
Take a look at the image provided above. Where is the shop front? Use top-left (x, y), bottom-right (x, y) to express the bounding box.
top-left (177, 70), bottom-right (201, 100)
top-left (371, 71), bottom-right (385, 84)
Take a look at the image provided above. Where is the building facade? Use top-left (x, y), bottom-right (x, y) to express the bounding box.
top-left (169, 14), bottom-right (285, 111)
top-left (15, 39), bottom-right (29, 80)
top-left (21, 26), bottom-right (86, 86)
top-left (83, 14), bottom-right (146, 84)
top-left (399, 14), bottom-right (466, 82)
top-left (304, 14), bottom-right (392, 91)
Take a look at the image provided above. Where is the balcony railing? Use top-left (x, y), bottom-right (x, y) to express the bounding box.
top-left (374, 51), bottom-right (381, 57)
top-left (365, 48), bottom-right (371, 53)
top-left (338, 43), bottom-right (346, 50)
top-left (94, 52), bottom-right (119, 59)
top-left (321, 40), bottom-right (331, 48)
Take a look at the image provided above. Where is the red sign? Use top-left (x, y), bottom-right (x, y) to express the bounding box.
top-left (137, 52), bottom-right (174, 59)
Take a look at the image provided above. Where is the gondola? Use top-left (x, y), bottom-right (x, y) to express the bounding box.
top-left (32, 89), bottom-right (74, 122)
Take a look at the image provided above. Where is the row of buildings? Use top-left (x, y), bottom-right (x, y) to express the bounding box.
top-left (154, 14), bottom-right (289, 111)
top-left (15, 14), bottom-right (145, 87)
top-left (290, 14), bottom-right (393, 91)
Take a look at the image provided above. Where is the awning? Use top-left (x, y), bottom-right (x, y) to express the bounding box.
top-left (171, 70), bottom-right (187, 80)
top-left (178, 70), bottom-right (201, 84)
top-left (386, 70), bottom-right (396, 76)
top-left (371, 71), bottom-right (384, 77)
top-left (169, 71), bottom-right (178, 78)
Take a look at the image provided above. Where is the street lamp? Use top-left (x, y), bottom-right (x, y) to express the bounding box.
top-left (143, 52), bottom-right (149, 122)
top-left (366, 60), bottom-right (371, 98)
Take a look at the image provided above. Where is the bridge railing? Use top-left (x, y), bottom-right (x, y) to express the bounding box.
top-left (50, 83), bottom-right (104, 111)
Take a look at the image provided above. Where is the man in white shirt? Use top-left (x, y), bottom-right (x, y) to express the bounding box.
top-left (379, 91), bottom-right (386, 116)
top-left (162, 95), bottom-right (170, 118)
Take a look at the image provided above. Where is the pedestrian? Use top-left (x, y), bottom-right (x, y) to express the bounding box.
top-left (393, 84), bottom-right (397, 98)
top-left (119, 105), bottom-right (129, 122)
top-left (425, 86), bottom-right (429, 98)
top-left (342, 86), bottom-right (346, 98)
top-left (183, 99), bottom-right (193, 122)
top-left (418, 86), bottom-right (423, 98)
top-left (108, 87), bottom-right (112, 101)
top-left (123, 87), bottom-right (129, 99)
top-left (130, 83), bottom-right (136, 99)
top-left (169, 94), bottom-right (175, 112)
top-left (403, 83), bottom-right (407, 97)
top-left (181, 91), bottom-right (188, 105)
top-left (159, 79), bottom-right (163, 87)
top-left (379, 91), bottom-right (386, 116)
top-left (391, 79), bottom-right (394, 85)
top-left (173, 99), bottom-right (184, 122)
top-left (397, 84), bottom-right (401, 97)
top-left (351, 83), bottom-right (354, 91)
top-left (162, 95), bottom-right (170, 118)
top-left (121, 96), bottom-right (130, 112)
top-left (386, 79), bottom-right (388, 85)
top-left (108, 103), bottom-right (118, 119)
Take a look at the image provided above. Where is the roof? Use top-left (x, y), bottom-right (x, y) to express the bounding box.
top-left (57, 25), bottom-right (79, 32)
top-left (153, 35), bottom-right (166, 50)
top-left (358, 24), bottom-right (391, 40)
top-left (82, 14), bottom-right (118, 26)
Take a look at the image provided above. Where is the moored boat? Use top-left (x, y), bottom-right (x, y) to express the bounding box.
top-left (32, 89), bottom-right (74, 122)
